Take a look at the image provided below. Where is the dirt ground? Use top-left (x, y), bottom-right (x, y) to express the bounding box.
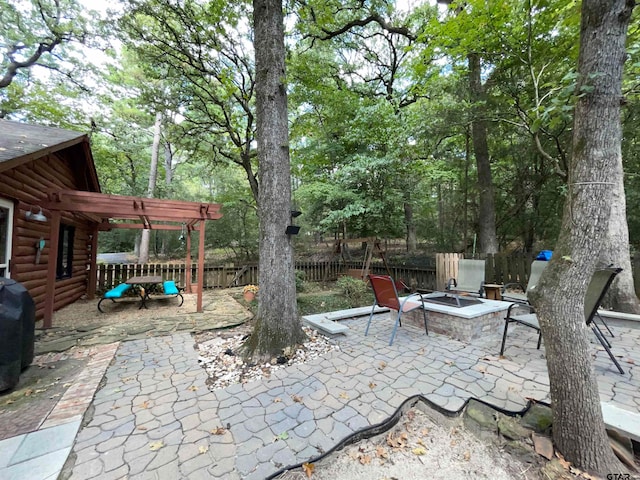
top-left (276, 406), bottom-right (546, 480)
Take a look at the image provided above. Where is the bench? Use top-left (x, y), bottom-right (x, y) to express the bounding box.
top-left (97, 283), bottom-right (134, 312)
top-left (161, 280), bottom-right (184, 306)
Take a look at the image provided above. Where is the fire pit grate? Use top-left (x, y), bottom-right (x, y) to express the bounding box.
top-left (422, 294), bottom-right (483, 308)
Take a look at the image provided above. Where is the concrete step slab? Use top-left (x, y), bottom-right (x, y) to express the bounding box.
top-left (302, 305), bottom-right (389, 335)
top-left (601, 402), bottom-right (640, 442)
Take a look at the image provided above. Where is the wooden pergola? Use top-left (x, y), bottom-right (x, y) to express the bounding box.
top-left (41, 190), bottom-right (223, 328)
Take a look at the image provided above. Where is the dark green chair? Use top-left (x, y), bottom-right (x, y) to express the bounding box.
top-left (500, 267), bottom-right (624, 374)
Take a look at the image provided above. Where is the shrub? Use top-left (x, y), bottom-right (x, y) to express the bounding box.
top-left (295, 270), bottom-right (307, 292)
top-left (335, 276), bottom-right (370, 307)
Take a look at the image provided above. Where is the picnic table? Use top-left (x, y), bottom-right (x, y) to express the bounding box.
top-left (126, 275), bottom-right (163, 309)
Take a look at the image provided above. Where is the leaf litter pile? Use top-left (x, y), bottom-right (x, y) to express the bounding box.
top-left (196, 326), bottom-right (339, 389)
top-left (279, 407), bottom-right (547, 480)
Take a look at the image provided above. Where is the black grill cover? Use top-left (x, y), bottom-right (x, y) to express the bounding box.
top-left (0, 278), bottom-right (36, 392)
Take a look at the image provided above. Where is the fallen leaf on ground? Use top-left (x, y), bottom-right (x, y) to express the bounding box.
top-left (302, 462), bottom-right (314, 478)
top-left (210, 427), bottom-right (227, 435)
top-left (188, 385), bottom-right (198, 391)
top-left (463, 451), bottom-right (471, 461)
top-left (406, 410), bottom-right (415, 421)
top-left (198, 445), bottom-right (209, 454)
top-left (532, 433), bottom-right (554, 460)
top-left (369, 382), bottom-right (377, 389)
top-left (378, 361), bottom-right (387, 370)
top-left (149, 441), bottom-right (164, 451)
top-left (139, 401), bottom-right (150, 409)
top-left (555, 451), bottom-right (571, 470)
top-left (412, 447), bottom-right (427, 455)
top-left (291, 394), bottom-right (303, 403)
top-left (274, 397), bottom-right (282, 403)
top-left (358, 454), bottom-right (372, 465)
top-left (387, 432), bottom-right (408, 449)
top-left (375, 446), bottom-right (389, 459)
top-left (339, 392), bottom-right (349, 399)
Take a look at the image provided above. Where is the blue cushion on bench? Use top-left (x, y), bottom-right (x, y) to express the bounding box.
top-left (163, 281), bottom-right (180, 295)
top-left (104, 283), bottom-right (131, 299)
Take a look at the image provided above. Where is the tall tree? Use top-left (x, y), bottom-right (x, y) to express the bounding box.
top-left (0, 0), bottom-right (88, 90)
top-left (530, 0), bottom-right (634, 475)
top-left (241, 0), bottom-right (306, 361)
top-left (117, 0), bottom-right (260, 203)
top-left (138, 111), bottom-right (162, 263)
top-left (291, 1), bottom-right (436, 247)
top-left (468, 52), bottom-right (498, 253)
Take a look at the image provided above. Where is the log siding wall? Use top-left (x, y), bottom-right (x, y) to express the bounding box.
top-left (0, 148), bottom-right (95, 321)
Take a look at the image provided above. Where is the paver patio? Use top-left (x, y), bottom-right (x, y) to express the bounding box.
top-left (60, 313), bottom-right (639, 480)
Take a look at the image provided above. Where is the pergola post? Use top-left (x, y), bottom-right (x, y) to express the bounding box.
top-left (198, 220), bottom-right (205, 312)
top-left (185, 227), bottom-right (192, 293)
top-left (43, 210), bottom-right (61, 328)
top-left (87, 225), bottom-right (99, 300)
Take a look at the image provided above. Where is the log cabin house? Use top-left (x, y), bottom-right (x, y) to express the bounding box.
top-left (0, 119), bottom-right (222, 328)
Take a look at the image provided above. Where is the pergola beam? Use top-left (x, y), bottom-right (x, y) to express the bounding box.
top-left (98, 222), bottom-right (187, 231)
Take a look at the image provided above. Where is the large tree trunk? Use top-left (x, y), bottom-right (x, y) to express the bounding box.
top-left (138, 111), bottom-right (162, 263)
top-left (468, 53), bottom-right (498, 254)
top-left (403, 193), bottom-right (417, 253)
top-left (242, 0), bottom-right (306, 362)
top-left (601, 181), bottom-right (640, 313)
top-left (529, 0), bottom-right (633, 475)
top-left (160, 141), bottom-right (174, 256)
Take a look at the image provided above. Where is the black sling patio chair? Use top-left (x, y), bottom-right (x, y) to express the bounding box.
top-left (499, 267), bottom-right (624, 374)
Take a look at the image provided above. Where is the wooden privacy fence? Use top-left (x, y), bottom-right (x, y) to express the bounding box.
top-left (96, 261), bottom-right (439, 292)
top-left (435, 252), bottom-right (543, 290)
top-left (484, 253), bottom-right (538, 285)
top-left (96, 253), bottom-right (554, 294)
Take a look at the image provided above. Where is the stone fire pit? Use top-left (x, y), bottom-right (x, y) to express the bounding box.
top-left (396, 293), bottom-right (511, 343)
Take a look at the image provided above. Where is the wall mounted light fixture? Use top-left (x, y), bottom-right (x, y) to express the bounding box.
top-left (286, 209), bottom-right (302, 235)
top-left (25, 206), bottom-right (47, 222)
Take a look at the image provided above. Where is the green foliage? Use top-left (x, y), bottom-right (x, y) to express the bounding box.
top-left (0, 0), bottom-right (100, 121)
top-left (295, 270), bottom-right (307, 292)
top-left (296, 292), bottom-right (352, 316)
top-left (335, 276), bottom-right (370, 307)
top-left (5, 0), bottom-right (640, 257)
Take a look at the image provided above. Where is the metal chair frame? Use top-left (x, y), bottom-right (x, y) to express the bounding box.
top-left (500, 267), bottom-right (624, 374)
top-left (365, 274), bottom-right (428, 346)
